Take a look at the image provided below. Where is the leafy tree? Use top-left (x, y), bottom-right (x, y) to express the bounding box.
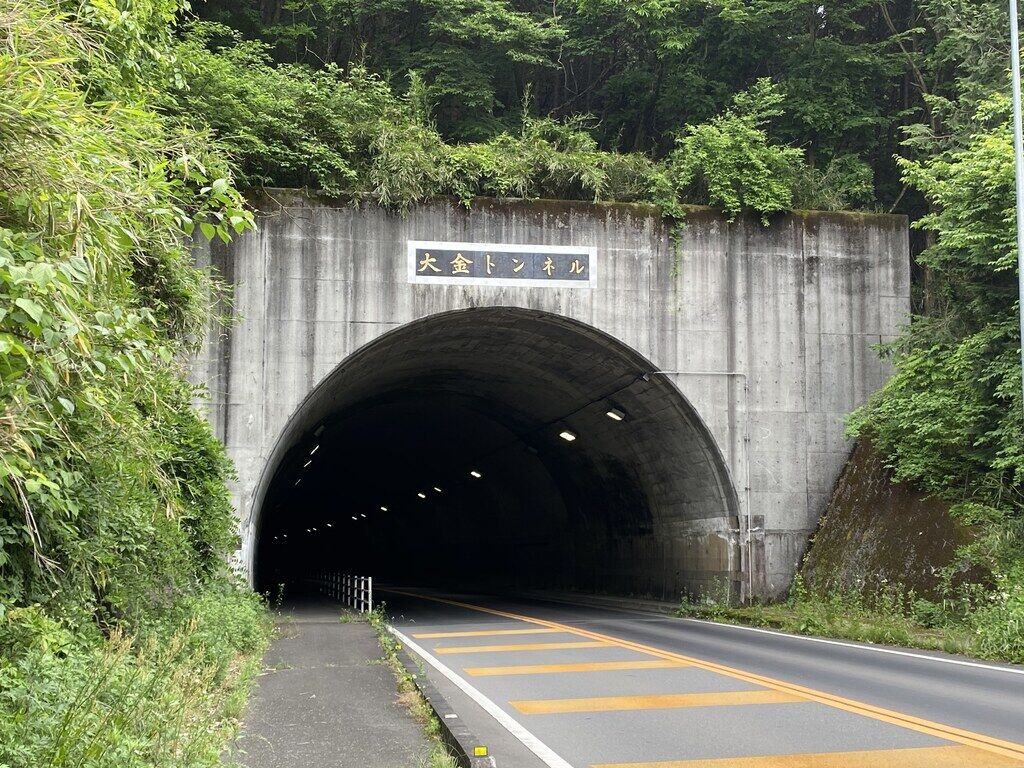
top-left (850, 97), bottom-right (1023, 619)
top-left (665, 79), bottom-right (804, 220)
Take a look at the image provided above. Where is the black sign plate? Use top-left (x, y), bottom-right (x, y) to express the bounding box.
top-left (407, 240), bottom-right (596, 288)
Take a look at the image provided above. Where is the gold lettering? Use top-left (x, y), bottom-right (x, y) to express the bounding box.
top-left (450, 253), bottom-right (473, 275)
top-left (418, 252), bottom-right (441, 273)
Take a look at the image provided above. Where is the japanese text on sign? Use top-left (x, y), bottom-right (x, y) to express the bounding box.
top-left (407, 240), bottom-right (597, 288)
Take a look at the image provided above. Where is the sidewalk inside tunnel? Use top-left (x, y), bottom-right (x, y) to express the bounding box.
top-left (250, 307), bottom-right (742, 602)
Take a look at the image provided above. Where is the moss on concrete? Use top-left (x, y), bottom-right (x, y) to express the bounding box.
top-left (801, 438), bottom-right (974, 600)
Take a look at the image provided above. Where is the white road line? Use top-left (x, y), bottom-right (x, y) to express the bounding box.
top-left (672, 617), bottom-right (1024, 676)
top-left (523, 593), bottom-right (1024, 676)
top-left (388, 626), bottom-right (575, 768)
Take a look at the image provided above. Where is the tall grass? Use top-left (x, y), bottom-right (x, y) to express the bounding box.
top-left (0, 587), bottom-right (271, 768)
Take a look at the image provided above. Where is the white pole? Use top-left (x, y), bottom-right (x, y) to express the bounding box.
top-left (368, 576), bottom-right (373, 613)
top-left (1011, 0), bottom-right (1024, 412)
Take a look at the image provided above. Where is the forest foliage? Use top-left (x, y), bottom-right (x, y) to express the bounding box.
top-left (0, 1), bottom-right (268, 764)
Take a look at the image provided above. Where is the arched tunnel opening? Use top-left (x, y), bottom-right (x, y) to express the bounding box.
top-left (253, 307), bottom-right (741, 601)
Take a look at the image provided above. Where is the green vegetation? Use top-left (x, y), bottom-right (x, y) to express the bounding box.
top-left (160, 24), bottom-right (804, 218)
top-left (0, 1), bottom-right (269, 763)
top-left (1, 3), bottom-right (1021, 753)
top-left (846, 95), bottom-right (1024, 661)
top-left (678, 577), bottom-right (981, 658)
top-left (368, 608), bottom-right (459, 768)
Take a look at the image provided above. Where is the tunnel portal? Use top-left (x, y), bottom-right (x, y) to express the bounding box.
top-left (254, 307), bottom-right (741, 599)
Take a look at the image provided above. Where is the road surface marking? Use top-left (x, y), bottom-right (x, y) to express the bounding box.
top-left (466, 659), bottom-right (690, 676)
top-left (388, 627), bottom-right (573, 768)
top-left (591, 744), bottom-right (1024, 768)
top-left (413, 628), bottom-right (560, 639)
top-left (382, 589), bottom-right (1024, 762)
top-left (673, 617), bottom-right (1024, 678)
top-left (531, 592), bottom-right (1024, 677)
top-left (434, 640), bottom-right (609, 654)
top-left (511, 690), bottom-right (802, 714)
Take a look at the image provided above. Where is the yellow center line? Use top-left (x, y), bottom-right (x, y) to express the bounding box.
top-left (511, 690), bottom-right (801, 715)
top-left (413, 628), bottom-right (560, 639)
top-left (465, 659), bottom-right (690, 676)
top-left (591, 744), bottom-right (1024, 768)
top-left (381, 588), bottom-right (1024, 763)
top-left (434, 640), bottom-right (609, 654)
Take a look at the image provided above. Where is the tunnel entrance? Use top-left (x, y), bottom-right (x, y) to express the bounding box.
top-left (253, 307), bottom-right (741, 600)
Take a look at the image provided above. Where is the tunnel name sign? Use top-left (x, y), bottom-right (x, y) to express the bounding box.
top-left (408, 240), bottom-right (596, 288)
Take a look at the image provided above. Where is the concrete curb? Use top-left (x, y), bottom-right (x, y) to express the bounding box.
top-left (394, 643), bottom-right (497, 768)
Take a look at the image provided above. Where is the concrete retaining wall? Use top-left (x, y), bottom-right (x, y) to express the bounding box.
top-left (192, 192), bottom-right (910, 597)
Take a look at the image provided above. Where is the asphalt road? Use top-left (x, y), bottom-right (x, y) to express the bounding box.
top-left (382, 588), bottom-right (1024, 768)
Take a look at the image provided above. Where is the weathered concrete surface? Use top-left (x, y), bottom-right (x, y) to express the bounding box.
top-left (233, 599), bottom-right (430, 768)
top-left (192, 193), bottom-right (910, 598)
top-left (801, 439), bottom-right (975, 600)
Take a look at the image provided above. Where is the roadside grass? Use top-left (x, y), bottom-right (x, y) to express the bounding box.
top-left (365, 608), bottom-right (460, 768)
top-left (677, 577), bottom-right (979, 658)
top-left (0, 585), bottom-right (273, 768)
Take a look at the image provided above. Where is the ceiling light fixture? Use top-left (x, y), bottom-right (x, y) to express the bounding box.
top-left (559, 430), bottom-right (578, 442)
top-left (326, 523), bottom-right (332, 528)
top-left (351, 516), bottom-right (358, 521)
top-left (417, 492), bottom-right (427, 499)
top-left (433, 487), bottom-right (442, 493)
top-left (360, 513), bottom-right (366, 518)
top-left (380, 506), bottom-right (388, 512)
top-left (470, 470), bottom-right (482, 478)
top-left (303, 460), bottom-right (312, 468)
top-left (310, 444), bottom-right (320, 455)
top-left (606, 408), bottom-right (626, 422)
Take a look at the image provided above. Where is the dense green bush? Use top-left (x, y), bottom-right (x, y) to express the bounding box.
top-left (846, 96), bottom-right (1024, 659)
top-left (1, 2), bottom-right (270, 764)
top-left (163, 23), bottom-right (805, 218)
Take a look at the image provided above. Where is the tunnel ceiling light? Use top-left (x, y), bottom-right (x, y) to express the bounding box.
top-left (470, 470), bottom-right (482, 478)
top-left (360, 513), bottom-right (366, 518)
top-left (303, 460), bottom-right (312, 468)
top-left (351, 516), bottom-right (358, 521)
top-left (306, 528), bottom-right (311, 532)
top-left (282, 534), bottom-right (287, 538)
top-left (273, 535), bottom-right (278, 540)
top-left (559, 430), bottom-right (578, 442)
top-left (310, 444), bottom-right (319, 455)
top-left (417, 492), bottom-right (427, 499)
top-left (433, 487), bottom-right (442, 493)
top-left (326, 523), bottom-right (332, 528)
top-left (606, 408), bottom-right (626, 422)
top-left (311, 527), bottom-right (317, 531)
top-left (380, 506), bottom-right (388, 512)
top-left (295, 478), bottom-right (301, 486)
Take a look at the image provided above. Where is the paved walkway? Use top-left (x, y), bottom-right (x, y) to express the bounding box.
top-left (233, 598), bottom-right (430, 768)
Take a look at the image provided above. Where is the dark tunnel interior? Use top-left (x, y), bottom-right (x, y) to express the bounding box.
top-left (253, 307), bottom-right (740, 600)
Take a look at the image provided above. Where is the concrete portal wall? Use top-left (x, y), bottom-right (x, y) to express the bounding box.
top-left (192, 192), bottom-right (910, 597)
